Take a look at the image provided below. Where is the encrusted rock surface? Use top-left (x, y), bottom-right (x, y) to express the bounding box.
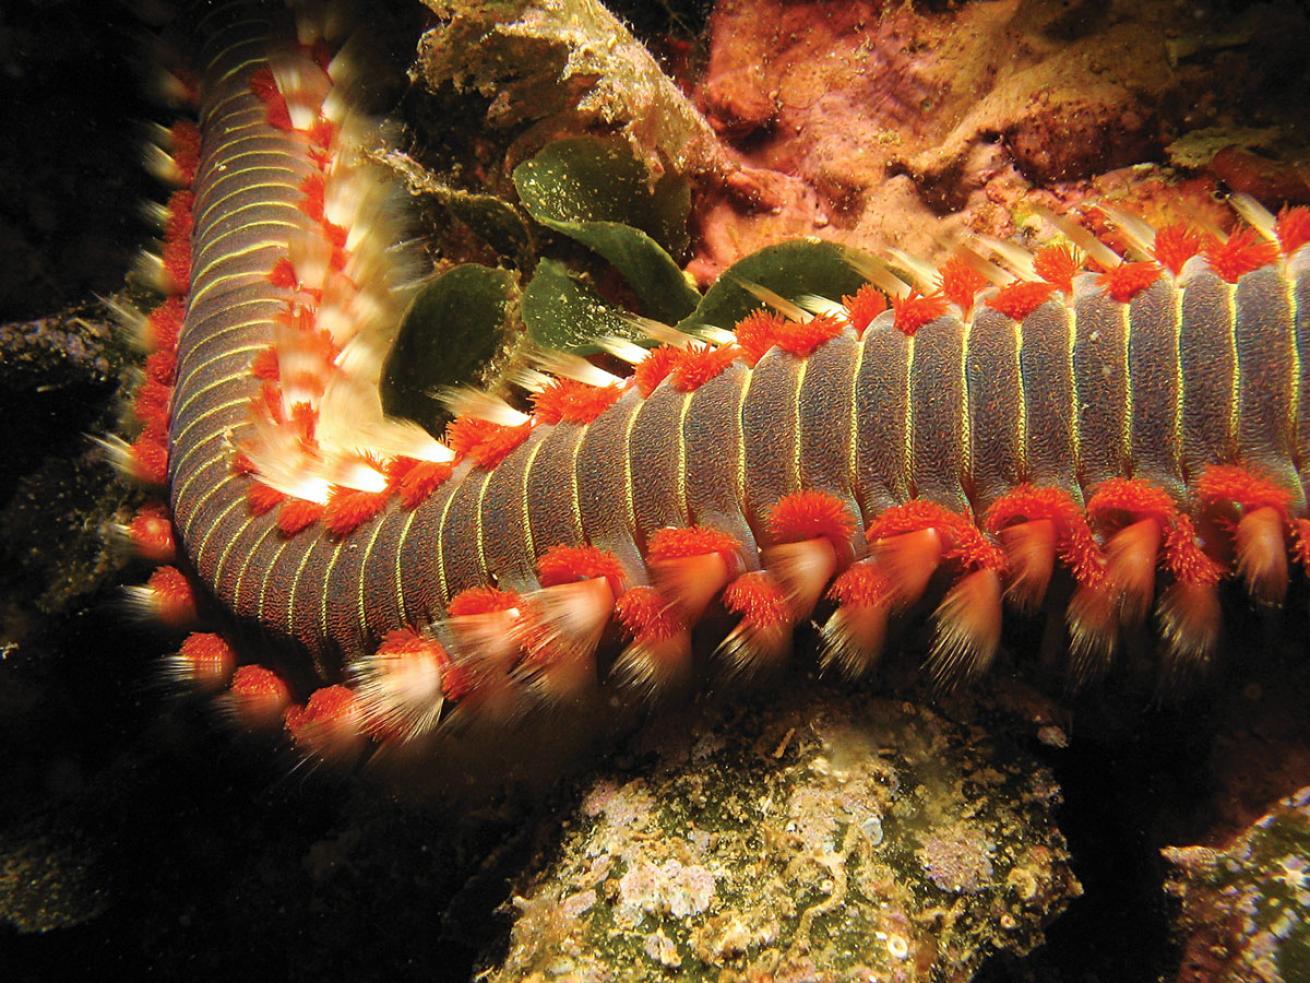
top-left (485, 684), bottom-right (1079, 981)
top-left (1164, 787), bottom-right (1310, 983)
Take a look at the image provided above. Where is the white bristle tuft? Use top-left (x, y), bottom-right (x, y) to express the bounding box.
top-left (886, 249), bottom-right (940, 292)
top-left (437, 387), bottom-right (530, 427)
top-left (843, 251), bottom-right (912, 299)
top-left (973, 235), bottom-right (1038, 281)
top-left (137, 199), bottom-right (172, 231)
top-left (531, 350), bottom-right (623, 388)
top-left (1098, 206), bottom-right (1159, 259)
top-left (796, 293), bottom-right (846, 318)
top-left (269, 51), bottom-right (331, 130)
top-left (1031, 205), bottom-right (1124, 270)
top-left (91, 434), bottom-right (138, 479)
top-left (1229, 192), bottom-right (1279, 242)
top-left (596, 337), bottom-right (651, 365)
top-left (732, 278), bottom-right (811, 321)
top-left (948, 244), bottom-right (1015, 287)
top-left (353, 650), bottom-right (446, 743)
top-left (511, 367), bottom-right (554, 394)
top-left (131, 249), bottom-right (177, 295)
top-left (688, 325), bottom-right (736, 347)
top-left (621, 314), bottom-right (694, 348)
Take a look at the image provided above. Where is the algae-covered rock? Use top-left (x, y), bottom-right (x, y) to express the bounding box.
top-left (484, 683), bottom-right (1079, 981)
top-left (1164, 787), bottom-right (1310, 983)
top-left (416, 0), bottom-right (725, 180)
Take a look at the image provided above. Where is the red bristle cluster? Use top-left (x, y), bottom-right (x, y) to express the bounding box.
top-left (1033, 245), bottom-right (1080, 293)
top-left (178, 632), bottom-right (234, 679)
top-left (168, 121), bottom-right (201, 183)
top-left (130, 434), bottom-right (169, 485)
top-left (890, 290), bottom-right (949, 336)
top-left (145, 350), bottom-right (176, 385)
top-left (1204, 226), bottom-right (1280, 283)
top-left (647, 525), bottom-right (741, 563)
top-left (1097, 260), bottom-right (1161, 303)
top-left (129, 503), bottom-right (175, 562)
top-left (841, 283), bottom-right (888, 335)
top-left (827, 561), bottom-right (892, 607)
top-left (722, 572), bottom-right (789, 628)
top-left (298, 173), bottom-right (326, 221)
top-left (985, 484), bottom-right (1104, 588)
top-left (615, 586), bottom-right (683, 642)
top-left (268, 257), bottom-right (298, 289)
top-left (762, 314), bottom-right (844, 359)
top-left (145, 296), bottom-right (184, 351)
top-left (324, 486), bottom-right (391, 536)
top-left (1276, 206), bottom-right (1310, 255)
top-left (1086, 477), bottom-right (1177, 532)
top-left (937, 258), bottom-right (987, 318)
top-left (148, 565), bottom-right (195, 623)
top-left (537, 544), bottom-right (624, 594)
top-left (768, 490), bottom-right (854, 549)
top-left (285, 685), bottom-right (357, 738)
top-left (1292, 518), bottom-right (1310, 573)
top-left (733, 309), bottom-right (789, 366)
top-left (230, 665), bottom-right (289, 704)
top-left (251, 346), bottom-right (280, 380)
top-left (866, 499), bottom-right (1005, 572)
top-left (249, 67), bottom-right (292, 130)
top-left (386, 457), bottom-right (453, 509)
top-left (987, 280), bottom-right (1057, 322)
top-left (448, 585), bottom-right (522, 617)
top-left (634, 346), bottom-right (680, 397)
top-left (376, 629), bottom-right (467, 702)
top-left (670, 343), bottom-right (738, 391)
top-left (1195, 464), bottom-right (1293, 520)
top-left (1152, 223), bottom-right (1208, 275)
top-left (1087, 477), bottom-right (1221, 586)
top-left (1163, 513), bottom-right (1223, 586)
top-left (445, 417), bottom-right (533, 469)
top-left (247, 481), bottom-right (287, 515)
top-left (532, 379), bottom-right (624, 424)
top-left (277, 499), bottom-right (325, 535)
top-left (133, 380), bottom-right (171, 433)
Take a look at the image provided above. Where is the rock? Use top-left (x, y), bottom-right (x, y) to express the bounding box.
top-left (1163, 787), bottom-right (1310, 983)
top-left (483, 682), bottom-right (1080, 981)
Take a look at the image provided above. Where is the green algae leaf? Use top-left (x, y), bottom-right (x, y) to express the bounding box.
top-left (513, 137), bottom-right (699, 323)
top-left (678, 239), bottom-right (872, 333)
top-left (521, 258), bottom-right (647, 354)
top-left (382, 264), bottom-right (519, 427)
top-left (429, 185), bottom-right (534, 265)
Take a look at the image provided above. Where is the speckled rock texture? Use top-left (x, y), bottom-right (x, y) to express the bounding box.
top-left (485, 685), bottom-right (1079, 981)
top-left (1164, 787), bottom-right (1310, 983)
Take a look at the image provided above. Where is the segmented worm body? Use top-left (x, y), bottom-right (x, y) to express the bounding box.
top-left (116, 0), bottom-right (1310, 760)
